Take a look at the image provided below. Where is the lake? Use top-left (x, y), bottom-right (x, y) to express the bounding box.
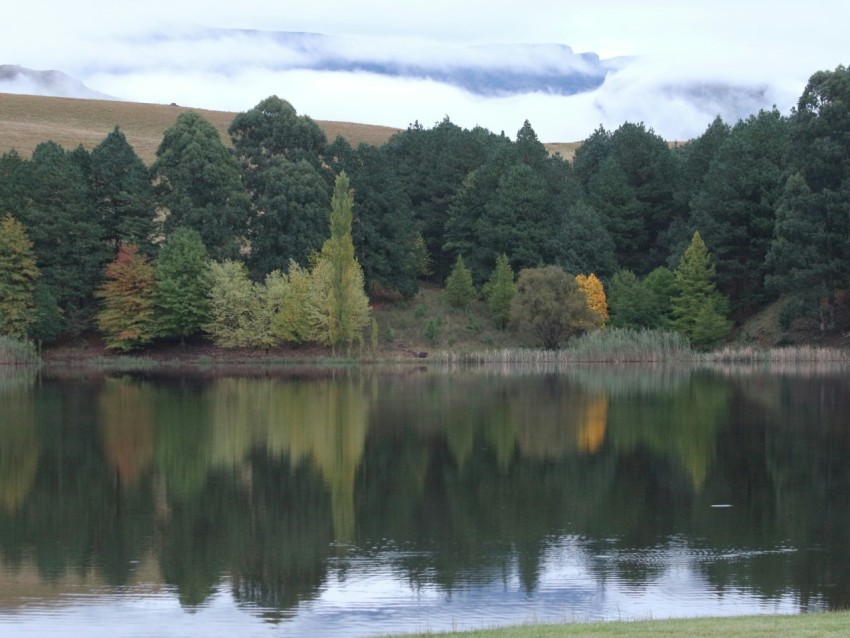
top-left (0, 362), bottom-right (848, 637)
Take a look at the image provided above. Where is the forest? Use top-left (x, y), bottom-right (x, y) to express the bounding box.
top-left (0, 64), bottom-right (848, 353)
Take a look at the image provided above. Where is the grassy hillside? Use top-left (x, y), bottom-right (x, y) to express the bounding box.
top-left (0, 92), bottom-right (579, 163)
top-left (0, 92), bottom-right (404, 164)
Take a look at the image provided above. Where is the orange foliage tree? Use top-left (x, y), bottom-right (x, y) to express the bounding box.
top-left (96, 243), bottom-right (157, 351)
top-left (575, 273), bottom-right (609, 326)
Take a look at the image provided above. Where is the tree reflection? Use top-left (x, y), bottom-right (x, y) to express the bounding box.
top-left (1, 366), bottom-right (850, 621)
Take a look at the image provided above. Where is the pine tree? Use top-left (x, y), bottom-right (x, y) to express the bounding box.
top-left (310, 173), bottom-right (370, 350)
top-left (19, 141), bottom-right (109, 335)
top-left (152, 111), bottom-right (250, 260)
top-left (90, 126), bottom-right (156, 253)
top-left (96, 244), bottom-right (157, 351)
top-left (444, 255), bottom-right (477, 309)
top-left (483, 253), bottom-right (515, 329)
top-left (671, 232), bottom-right (731, 349)
top-left (0, 215), bottom-right (40, 338)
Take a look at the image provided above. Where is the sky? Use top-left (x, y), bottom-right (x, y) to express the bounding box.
top-left (2, 1), bottom-right (848, 141)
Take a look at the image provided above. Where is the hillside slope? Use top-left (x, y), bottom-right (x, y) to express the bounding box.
top-left (0, 92), bottom-right (403, 163)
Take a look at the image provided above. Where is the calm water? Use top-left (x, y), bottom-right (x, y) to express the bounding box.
top-left (0, 362), bottom-right (849, 636)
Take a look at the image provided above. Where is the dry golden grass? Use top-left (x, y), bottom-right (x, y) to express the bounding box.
top-left (0, 92), bottom-right (403, 164)
top-left (544, 141), bottom-right (583, 160)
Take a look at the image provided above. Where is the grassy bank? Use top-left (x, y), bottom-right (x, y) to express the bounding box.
top-left (390, 611), bottom-right (850, 638)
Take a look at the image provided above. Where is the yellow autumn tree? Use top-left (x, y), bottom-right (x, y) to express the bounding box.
top-left (576, 273), bottom-right (608, 327)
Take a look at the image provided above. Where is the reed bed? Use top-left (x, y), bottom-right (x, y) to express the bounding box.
top-left (435, 329), bottom-right (850, 366)
top-left (700, 345), bottom-right (850, 363)
top-left (436, 329), bottom-right (694, 364)
top-left (0, 336), bottom-right (40, 365)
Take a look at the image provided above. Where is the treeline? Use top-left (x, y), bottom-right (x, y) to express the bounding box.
top-left (1, 66), bottom-right (849, 348)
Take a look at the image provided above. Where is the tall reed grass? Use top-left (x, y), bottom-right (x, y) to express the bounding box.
top-left (435, 330), bottom-right (849, 366)
top-left (437, 329), bottom-right (694, 364)
top-left (0, 336), bottom-right (40, 365)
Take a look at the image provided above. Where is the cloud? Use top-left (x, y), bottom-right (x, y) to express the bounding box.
top-left (3, 1), bottom-right (848, 142)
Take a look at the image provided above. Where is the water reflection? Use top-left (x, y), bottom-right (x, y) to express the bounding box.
top-left (0, 363), bottom-right (849, 635)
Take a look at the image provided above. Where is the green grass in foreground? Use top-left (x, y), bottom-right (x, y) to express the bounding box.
top-left (390, 611), bottom-right (850, 638)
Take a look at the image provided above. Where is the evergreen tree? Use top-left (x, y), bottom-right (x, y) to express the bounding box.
top-left (0, 215), bottom-right (40, 338)
top-left (311, 173), bottom-right (370, 350)
top-left (331, 142), bottom-right (424, 297)
top-left (228, 95), bottom-right (328, 184)
top-left (671, 232), bottom-right (731, 349)
top-left (608, 270), bottom-right (657, 328)
top-left (765, 173), bottom-right (840, 330)
top-left (586, 157), bottom-right (645, 271)
top-left (767, 65), bottom-right (850, 327)
top-left (643, 266), bottom-right (679, 328)
top-left (549, 200), bottom-right (618, 279)
top-left (154, 227), bottom-right (211, 342)
top-left (690, 109), bottom-right (788, 312)
top-left (152, 111), bottom-right (250, 260)
top-left (95, 244), bottom-right (157, 351)
top-left (483, 253), bottom-right (516, 329)
top-left (19, 141), bottom-right (109, 335)
top-left (445, 255), bottom-right (477, 309)
top-left (247, 157), bottom-right (330, 277)
top-left (90, 126), bottom-right (156, 253)
top-left (0, 151), bottom-right (29, 218)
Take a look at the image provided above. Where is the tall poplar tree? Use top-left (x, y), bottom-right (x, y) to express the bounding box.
top-left (311, 173), bottom-right (370, 351)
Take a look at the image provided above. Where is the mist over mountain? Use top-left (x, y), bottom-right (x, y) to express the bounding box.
top-left (1, 28), bottom-right (796, 141)
top-left (0, 65), bottom-right (114, 100)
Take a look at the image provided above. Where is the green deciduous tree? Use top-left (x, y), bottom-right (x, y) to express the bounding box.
top-left (310, 173), bottom-right (370, 350)
top-left (154, 227), bottom-right (212, 342)
top-left (0, 215), bottom-right (40, 338)
top-left (445, 255), bottom-right (477, 309)
top-left (671, 232), bottom-right (731, 349)
top-left (268, 262), bottom-right (316, 343)
top-left (95, 244), bottom-right (157, 351)
top-left (205, 260), bottom-right (270, 348)
top-left (152, 111), bottom-right (250, 260)
top-left (483, 253), bottom-right (516, 329)
top-left (509, 265), bottom-right (602, 349)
